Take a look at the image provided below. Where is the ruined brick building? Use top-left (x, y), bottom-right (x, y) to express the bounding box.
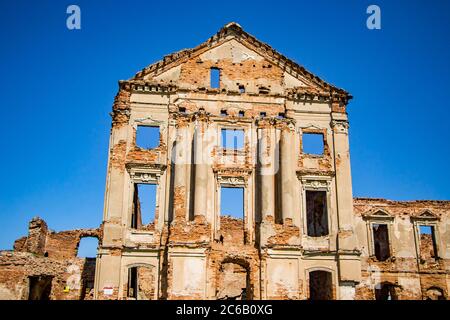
top-left (0, 23), bottom-right (448, 300)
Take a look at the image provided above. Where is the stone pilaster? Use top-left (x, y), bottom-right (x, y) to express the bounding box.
top-left (331, 113), bottom-right (361, 284)
top-left (173, 121), bottom-right (191, 221)
top-left (258, 126), bottom-right (277, 221)
top-left (280, 124), bottom-right (296, 222)
top-left (193, 116), bottom-right (208, 219)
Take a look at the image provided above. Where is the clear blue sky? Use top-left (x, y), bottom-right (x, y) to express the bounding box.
top-left (1, 0), bottom-right (449, 251)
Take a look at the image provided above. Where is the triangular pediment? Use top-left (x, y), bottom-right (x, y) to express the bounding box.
top-left (362, 208), bottom-right (394, 220)
top-left (419, 210), bottom-right (437, 218)
top-left (129, 22), bottom-right (350, 98)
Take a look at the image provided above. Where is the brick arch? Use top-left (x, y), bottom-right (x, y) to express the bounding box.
top-left (424, 286), bottom-right (446, 300)
top-left (216, 256), bottom-right (252, 300)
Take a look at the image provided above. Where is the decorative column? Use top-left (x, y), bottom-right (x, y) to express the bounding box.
top-left (258, 125), bottom-right (276, 221)
top-left (193, 112), bottom-right (208, 220)
top-left (280, 123), bottom-right (295, 222)
top-left (172, 118), bottom-right (191, 221)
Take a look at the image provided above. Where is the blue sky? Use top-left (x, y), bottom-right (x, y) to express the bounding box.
top-left (1, 0), bottom-right (449, 253)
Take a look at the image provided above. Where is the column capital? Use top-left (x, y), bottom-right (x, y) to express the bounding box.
top-left (331, 119), bottom-right (349, 134)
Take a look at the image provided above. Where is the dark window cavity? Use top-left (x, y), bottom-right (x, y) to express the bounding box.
top-left (375, 283), bottom-right (397, 300)
top-left (127, 267), bottom-right (138, 299)
top-left (306, 190), bottom-right (329, 237)
top-left (372, 224), bottom-right (390, 261)
top-left (28, 275), bottom-right (53, 300)
top-left (309, 271), bottom-right (333, 300)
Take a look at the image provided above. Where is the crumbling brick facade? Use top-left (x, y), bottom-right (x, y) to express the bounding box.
top-left (0, 217), bottom-right (100, 300)
top-left (0, 23), bottom-right (448, 300)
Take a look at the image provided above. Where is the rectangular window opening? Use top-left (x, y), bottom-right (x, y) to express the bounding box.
top-left (372, 224), bottom-right (390, 261)
top-left (259, 112), bottom-right (267, 118)
top-left (302, 133), bottom-right (324, 155)
top-left (220, 109), bottom-right (228, 116)
top-left (221, 129), bottom-right (244, 150)
top-left (210, 68), bottom-right (220, 88)
top-left (239, 85), bottom-right (245, 93)
top-left (306, 190), bottom-right (329, 237)
top-left (136, 125), bottom-right (160, 149)
top-left (220, 187), bottom-right (244, 219)
top-left (131, 183), bottom-right (157, 229)
top-left (238, 110), bottom-right (245, 117)
top-left (419, 225), bottom-right (438, 260)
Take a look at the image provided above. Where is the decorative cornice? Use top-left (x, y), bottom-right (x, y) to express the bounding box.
top-left (296, 169), bottom-right (335, 177)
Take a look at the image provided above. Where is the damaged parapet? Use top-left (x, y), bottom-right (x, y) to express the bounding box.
top-left (0, 217), bottom-right (101, 300)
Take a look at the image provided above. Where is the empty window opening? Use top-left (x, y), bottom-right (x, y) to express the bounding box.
top-left (373, 224), bottom-right (390, 261)
top-left (277, 112), bottom-right (285, 119)
top-left (210, 68), bottom-right (220, 88)
top-left (220, 187), bottom-right (244, 219)
top-left (302, 133), bottom-right (324, 155)
top-left (221, 129), bottom-right (244, 150)
top-left (375, 283), bottom-right (397, 300)
top-left (239, 85), bottom-right (245, 94)
top-left (220, 109), bottom-right (228, 116)
top-left (136, 126), bottom-right (160, 149)
top-left (238, 110), bottom-right (245, 117)
top-left (77, 237), bottom-right (98, 258)
top-left (28, 275), bottom-right (53, 300)
top-left (309, 271), bottom-right (333, 300)
top-left (127, 266), bottom-right (155, 300)
top-left (306, 190), bottom-right (329, 237)
top-left (259, 112), bottom-right (266, 118)
top-left (258, 87), bottom-right (270, 94)
top-left (178, 107), bottom-right (187, 114)
top-left (419, 225), bottom-right (438, 260)
top-left (131, 183), bottom-right (157, 229)
top-left (216, 261), bottom-right (251, 300)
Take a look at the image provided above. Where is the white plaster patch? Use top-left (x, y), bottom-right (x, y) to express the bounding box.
top-left (339, 285), bottom-right (356, 300)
